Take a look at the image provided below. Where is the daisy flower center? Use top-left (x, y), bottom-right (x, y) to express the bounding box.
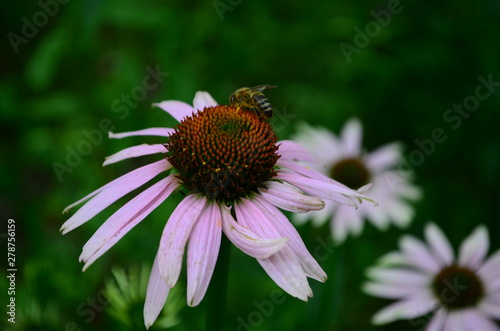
top-left (165, 105), bottom-right (280, 201)
top-left (432, 264), bottom-right (484, 309)
top-left (329, 158), bottom-right (370, 189)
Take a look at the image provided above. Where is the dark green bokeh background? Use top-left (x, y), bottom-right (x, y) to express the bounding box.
top-left (1, 0), bottom-right (499, 330)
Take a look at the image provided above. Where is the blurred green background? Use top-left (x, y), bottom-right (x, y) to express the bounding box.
top-left (1, 0), bottom-right (499, 330)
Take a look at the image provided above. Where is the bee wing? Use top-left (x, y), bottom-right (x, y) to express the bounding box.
top-left (252, 84), bottom-right (278, 92)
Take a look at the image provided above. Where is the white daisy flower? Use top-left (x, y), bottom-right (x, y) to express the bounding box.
top-left (292, 118), bottom-right (421, 243)
top-left (364, 222), bottom-right (500, 330)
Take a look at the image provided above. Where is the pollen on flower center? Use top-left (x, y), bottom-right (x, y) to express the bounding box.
top-left (432, 264), bottom-right (484, 309)
top-left (329, 158), bottom-right (370, 189)
top-left (165, 105), bottom-right (280, 201)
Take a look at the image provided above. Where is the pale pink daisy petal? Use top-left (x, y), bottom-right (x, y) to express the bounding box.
top-left (276, 171), bottom-right (359, 207)
top-left (489, 278), bottom-right (500, 292)
top-left (193, 91), bottom-right (218, 110)
top-left (425, 222), bottom-right (454, 266)
top-left (153, 100), bottom-right (195, 122)
top-left (277, 140), bottom-right (316, 163)
top-left (108, 127), bottom-right (174, 139)
top-left (479, 250), bottom-right (500, 283)
top-left (366, 268), bottom-right (430, 287)
top-left (479, 300), bottom-right (500, 319)
top-left (278, 159), bottom-right (363, 193)
top-left (158, 194), bottom-right (207, 287)
top-left (377, 251), bottom-right (408, 266)
top-left (463, 310), bottom-right (500, 331)
top-left (383, 198), bottom-right (414, 228)
top-left (371, 295), bottom-right (437, 325)
top-left (187, 201), bottom-right (222, 307)
top-left (458, 225), bottom-right (489, 270)
top-left (252, 195), bottom-right (327, 282)
top-left (235, 198), bottom-right (313, 300)
top-left (426, 309), bottom-right (447, 331)
top-left (340, 118), bottom-right (362, 157)
top-left (443, 311), bottom-right (465, 331)
top-left (144, 254), bottom-right (170, 330)
top-left (61, 159), bottom-right (170, 234)
top-left (400, 236), bottom-right (441, 273)
top-left (333, 205), bottom-right (364, 241)
top-left (292, 123), bottom-right (342, 165)
top-left (219, 204), bottom-right (288, 259)
top-left (103, 144), bottom-right (167, 166)
top-left (365, 142), bottom-right (402, 172)
top-left (258, 180), bottom-right (324, 213)
top-left (363, 282), bottom-right (429, 299)
top-left (80, 175), bottom-right (180, 270)
top-left (329, 210), bottom-right (349, 244)
top-left (257, 249), bottom-right (313, 301)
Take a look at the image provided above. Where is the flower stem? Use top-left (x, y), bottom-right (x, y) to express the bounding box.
top-left (205, 234), bottom-right (231, 331)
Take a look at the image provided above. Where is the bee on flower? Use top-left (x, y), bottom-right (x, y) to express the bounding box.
top-left (61, 91), bottom-right (375, 329)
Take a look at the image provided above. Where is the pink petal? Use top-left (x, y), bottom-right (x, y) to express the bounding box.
top-left (377, 251), bottom-right (408, 266)
top-left (365, 142), bottom-right (402, 172)
top-left (276, 171), bottom-right (360, 207)
top-left (186, 201), bottom-right (222, 307)
top-left (108, 127), bottom-right (175, 139)
top-left (235, 198), bottom-right (312, 300)
top-left (80, 175), bottom-right (179, 270)
top-left (144, 254), bottom-right (170, 330)
top-left (478, 250), bottom-right (500, 283)
top-left (277, 160), bottom-right (377, 206)
top-left (220, 203), bottom-right (288, 259)
top-left (61, 159), bottom-right (170, 234)
top-left (158, 194), bottom-right (207, 287)
top-left (340, 118), bottom-right (362, 157)
top-left (330, 210), bottom-right (349, 244)
top-left (256, 248), bottom-right (313, 301)
top-left (252, 195), bottom-right (327, 282)
top-left (479, 300), bottom-right (500, 319)
top-left (193, 91), bottom-right (217, 110)
top-left (443, 311), bottom-right (465, 331)
top-left (463, 310), bottom-right (500, 331)
top-left (371, 295), bottom-right (437, 325)
top-left (276, 140), bottom-right (316, 163)
top-left (400, 235), bottom-right (441, 273)
top-left (291, 123), bottom-right (343, 166)
top-left (331, 205), bottom-right (364, 243)
top-left (153, 100), bottom-right (194, 122)
top-left (458, 225), bottom-right (489, 270)
top-left (363, 282), bottom-right (427, 299)
top-left (426, 309), bottom-right (447, 331)
top-left (103, 144), bottom-right (167, 166)
top-left (258, 180), bottom-right (324, 213)
top-left (366, 267), bottom-right (430, 287)
top-left (425, 223), bottom-right (454, 267)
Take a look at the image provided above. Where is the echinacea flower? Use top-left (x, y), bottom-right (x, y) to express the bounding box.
top-left (61, 91), bottom-right (373, 329)
top-left (364, 222), bottom-right (500, 330)
top-left (292, 119), bottom-right (421, 243)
